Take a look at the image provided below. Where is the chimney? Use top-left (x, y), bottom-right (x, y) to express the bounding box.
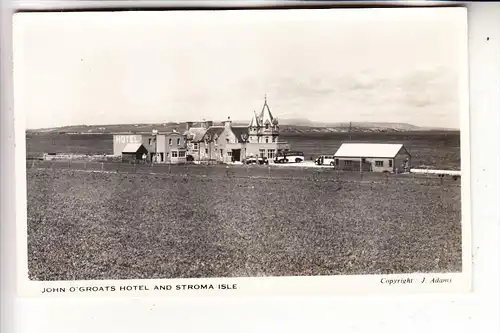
top-left (224, 116), bottom-right (232, 129)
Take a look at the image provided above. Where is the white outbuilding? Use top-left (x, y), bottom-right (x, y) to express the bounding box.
top-left (333, 143), bottom-right (411, 173)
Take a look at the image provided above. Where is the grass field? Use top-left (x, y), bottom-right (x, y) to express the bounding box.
top-left (26, 131), bottom-right (461, 170)
top-left (27, 166), bottom-right (462, 281)
top-left (26, 130), bottom-right (462, 280)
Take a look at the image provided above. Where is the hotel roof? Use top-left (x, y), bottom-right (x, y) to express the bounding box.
top-left (184, 127), bottom-right (207, 143)
top-left (201, 126), bottom-right (225, 141)
top-left (231, 126), bottom-right (249, 143)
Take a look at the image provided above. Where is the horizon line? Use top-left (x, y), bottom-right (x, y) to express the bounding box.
top-left (25, 119), bottom-right (460, 131)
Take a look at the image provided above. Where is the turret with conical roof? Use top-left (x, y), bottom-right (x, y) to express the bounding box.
top-left (248, 95), bottom-right (279, 144)
top-left (260, 94), bottom-right (274, 127)
top-left (248, 110), bottom-right (260, 143)
top-left (249, 110), bottom-right (260, 128)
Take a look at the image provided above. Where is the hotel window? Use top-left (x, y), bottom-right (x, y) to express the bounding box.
top-left (375, 161), bottom-right (384, 167)
top-left (345, 160), bottom-right (352, 165)
top-left (267, 150), bottom-right (275, 159)
top-left (389, 160), bottom-right (393, 167)
top-left (172, 151), bottom-right (178, 158)
top-left (205, 148), bottom-right (208, 154)
top-left (226, 138), bottom-right (230, 143)
top-left (169, 138), bottom-right (172, 145)
top-left (220, 149), bottom-right (224, 157)
top-left (265, 123), bottom-right (269, 129)
top-left (178, 151), bottom-right (186, 158)
top-left (259, 149), bottom-right (265, 158)
top-left (227, 151), bottom-right (232, 157)
top-left (265, 137), bottom-right (269, 143)
top-left (272, 136), bottom-right (276, 142)
top-left (177, 138), bottom-right (180, 145)
top-left (193, 143), bottom-right (199, 150)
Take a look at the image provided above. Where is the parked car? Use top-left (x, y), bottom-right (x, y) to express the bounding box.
top-left (274, 151), bottom-right (305, 163)
top-left (245, 156), bottom-right (269, 165)
top-left (315, 155), bottom-right (336, 166)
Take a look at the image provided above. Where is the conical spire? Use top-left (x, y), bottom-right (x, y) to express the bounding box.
top-left (261, 94), bottom-right (274, 126)
top-left (249, 110), bottom-right (260, 127)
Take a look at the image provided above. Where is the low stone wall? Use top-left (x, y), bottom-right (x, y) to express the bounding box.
top-left (43, 153), bottom-right (121, 162)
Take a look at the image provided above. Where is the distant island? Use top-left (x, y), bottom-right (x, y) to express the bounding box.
top-left (26, 119), bottom-right (458, 135)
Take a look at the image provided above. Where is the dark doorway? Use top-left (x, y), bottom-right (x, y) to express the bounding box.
top-left (232, 149), bottom-right (241, 162)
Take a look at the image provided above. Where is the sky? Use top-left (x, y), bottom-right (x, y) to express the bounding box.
top-left (14, 8), bottom-right (467, 130)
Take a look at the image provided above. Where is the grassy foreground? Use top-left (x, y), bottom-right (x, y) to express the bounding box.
top-left (27, 168), bottom-right (462, 281)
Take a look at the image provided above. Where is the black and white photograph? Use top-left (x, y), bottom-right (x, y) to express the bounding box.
top-left (14, 7), bottom-right (470, 295)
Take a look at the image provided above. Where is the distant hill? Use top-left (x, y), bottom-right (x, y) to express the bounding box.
top-left (26, 119), bottom-right (457, 135)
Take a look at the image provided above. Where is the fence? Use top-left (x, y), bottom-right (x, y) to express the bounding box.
top-left (26, 159), bottom-right (461, 187)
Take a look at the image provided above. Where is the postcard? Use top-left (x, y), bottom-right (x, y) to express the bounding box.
top-left (13, 7), bottom-right (470, 297)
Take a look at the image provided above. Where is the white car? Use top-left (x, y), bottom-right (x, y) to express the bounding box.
top-left (274, 151), bottom-right (305, 163)
top-left (315, 155), bottom-right (336, 166)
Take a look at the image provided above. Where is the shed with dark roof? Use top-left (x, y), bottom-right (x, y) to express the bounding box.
top-left (121, 143), bottom-right (148, 163)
